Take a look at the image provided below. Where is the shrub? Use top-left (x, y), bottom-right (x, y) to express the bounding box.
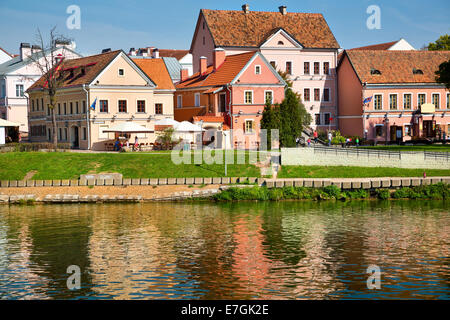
top-left (392, 188), bottom-right (411, 199)
top-left (376, 189), bottom-right (390, 200)
top-left (323, 185), bottom-right (341, 198)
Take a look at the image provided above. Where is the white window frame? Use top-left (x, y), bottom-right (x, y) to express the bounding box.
top-left (323, 61), bottom-right (330, 75)
top-left (99, 99), bottom-right (109, 113)
top-left (16, 84), bottom-right (24, 97)
top-left (431, 92), bottom-right (440, 109)
top-left (118, 68), bottom-right (125, 77)
top-left (417, 93), bottom-right (427, 108)
top-left (313, 88), bottom-right (321, 102)
top-left (244, 90), bottom-right (253, 104)
top-left (303, 88), bottom-right (311, 102)
top-left (244, 119), bottom-right (254, 134)
top-left (403, 93), bottom-right (413, 110)
top-left (177, 95), bottom-right (182, 108)
top-left (323, 87), bottom-right (331, 102)
top-left (389, 94), bottom-right (398, 110)
top-left (304, 61), bottom-right (310, 75)
top-left (255, 65), bottom-right (261, 75)
top-left (155, 103), bottom-right (164, 115)
top-left (118, 99), bottom-right (128, 113)
top-left (194, 93), bottom-right (201, 107)
top-left (374, 124), bottom-right (384, 137)
top-left (136, 99), bottom-right (147, 113)
top-left (313, 62), bottom-right (320, 75)
top-left (264, 90), bottom-right (273, 104)
top-left (404, 124), bottom-right (412, 137)
top-left (374, 94), bottom-right (383, 110)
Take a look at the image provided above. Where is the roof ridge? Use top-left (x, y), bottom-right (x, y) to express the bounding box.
top-left (201, 8), bottom-right (323, 15)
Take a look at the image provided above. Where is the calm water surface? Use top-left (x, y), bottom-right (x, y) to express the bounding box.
top-left (0, 200), bottom-right (448, 300)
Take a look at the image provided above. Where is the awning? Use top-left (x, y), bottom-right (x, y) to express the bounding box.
top-left (103, 122), bottom-right (153, 133)
top-left (0, 119), bottom-right (20, 127)
top-left (174, 121), bottom-right (204, 132)
top-left (154, 118), bottom-right (179, 126)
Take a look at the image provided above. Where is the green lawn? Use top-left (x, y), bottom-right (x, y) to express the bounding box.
top-left (358, 145), bottom-right (450, 152)
top-left (1, 152), bottom-right (449, 180)
top-left (278, 165), bottom-right (450, 179)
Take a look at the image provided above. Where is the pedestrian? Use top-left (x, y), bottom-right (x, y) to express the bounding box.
top-left (134, 136), bottom-right (139, 151)
top-left (327, 131), bottom-right (332, 147)
top-left (313, 130), bottom-right (318, 144)
top-left (114, 138), bottom-right (120, 151)
top-left (356, 137), bottom-right (359, 147)
top-left (307, 138), bottom-right (311, 147)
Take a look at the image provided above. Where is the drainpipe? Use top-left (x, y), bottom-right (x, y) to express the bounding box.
top-left (226, 84), bottom-right (233, 147)
top-left (82, 84), bottom-right (90, 150)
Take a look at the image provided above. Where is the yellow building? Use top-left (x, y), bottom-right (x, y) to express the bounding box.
top-left (27, 50), bottom-right (175, 150)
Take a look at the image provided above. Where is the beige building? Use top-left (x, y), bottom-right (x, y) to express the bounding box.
top-left (27, 50), bottom-right (175, 150)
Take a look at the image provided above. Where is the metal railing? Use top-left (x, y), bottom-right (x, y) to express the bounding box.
top-left (424, 152), bottom-right (450, 161)
top-left (313, 146), bottom-right (402, 159)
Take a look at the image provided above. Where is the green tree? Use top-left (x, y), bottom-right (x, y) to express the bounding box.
top-left (435, 59), bottom-right (450, 90)
top-left (156, 127), bottom-right (175, 150)
top-left (428, 34), bottom-right (450, 51)
top-left (260, 101), bottom-right (281, 149)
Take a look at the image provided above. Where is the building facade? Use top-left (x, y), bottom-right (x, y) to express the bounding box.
top-left (189, 5), bottom-right (340, 132)
top-left (27, 50), bottom-right (175, 150)
top-left (337, 50), bottom-right (450, 143)
top-left (175, 50), bottom-right (286, 149)
top-left (0, 42), bottom-right (81, 135)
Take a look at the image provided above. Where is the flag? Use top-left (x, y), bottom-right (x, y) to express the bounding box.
top-left (363, 96), bottom-right (373, 104)
top-left (90, 98), bottom-right (97, 110)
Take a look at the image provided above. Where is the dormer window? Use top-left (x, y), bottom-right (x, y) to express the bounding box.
top-left (413, 68), bottom-right (423, 75)
top-left (370, 68), bottom-right (381, 75)
top-left (278, 41), bottom-right (284, 45)
top-left (118, 68), bottom-right (124, 76)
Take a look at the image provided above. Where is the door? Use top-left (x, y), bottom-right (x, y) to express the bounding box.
top-left (72, 126), bottom-right (79, 148)
top-left (423, 121), bottom-right (435, 138)
top-left (219, 94), bottom-right (226, 113)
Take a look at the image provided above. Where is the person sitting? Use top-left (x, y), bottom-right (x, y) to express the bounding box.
top-left (114, 138), bottom-right (121, 151)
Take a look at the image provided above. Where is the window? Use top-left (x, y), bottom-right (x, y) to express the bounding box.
top-left (404, 125), bottom-right (411, 137)
top-left (255, 65), bottom-right (261, 74)
top-left (314, 62), bottom-right (320, 75)
top-left (389, 94), bottom-right (398, 110)
top-left (245, 120), bottom-right (254, 133)
top-left (375, 125), bottom-right (384, 137)
top-left (374, 94), bottom-right (382, 110)
top-left (314, 88), bottom-right (320, 101)
top-left (304, 62), bottom-right (310, 75)
top-left (244, 91), bottom-right (253, 104)
top-left (75, 101), bottom-right (79, 114)
top-left (270, 61), bottom-right (276, 69)
top-left (82, 101), bottom-right (86, 113)
top-left (324, 113), bottom-right (331, 125)
top-left (195, 93), bottom-right (200, 107)
top-left (315, 114), bottom-right (321, 125)
top-left (265, 91), bottom-right (273, 104)
top-left (285, 62), bottom-right (292, 75)
top-left (41, 98), bottom-right (44, 111)
top-left (418, 94), bottom-right (426, 107)
top-left (323, 62), bottom-right (330, 75)
top-left (118, 100), bottom-right (127, 113)
top-left (432, 94), bottom-right (440, 109)
top-left (118, 69), bottom-right (124, 76)
top-left (277, 41), bottom-right (284, 45)
top-left (137, 100), bottom-right (146, 113)
top-left (403, 94), bottom-right (412, 110)
top-left (99, 125), bottom-right (109, 139)
top-left (16, 84), bottom-right (24, 97)
top-left (155, 103), bottom-right (163, 114)
top-left (57, 103), bottom-right (61, 115)
top-left (323, 88), bottom-right (330, 102)
top-left (371, 68), bottom-right (381, 75)
top-left (63, 103), bottom-right (67, 114)
top-left (99, 100), bottom-right (108, 113)
top-left (1, 83), bottom-right (5, 98)
top-left (304, 88), bottom-right (310, 102)
top-left (58, 128), bottom-right (62, 140)
top-left (70, 102), bottom-right (73, 114)
top-left (177, 95), bottom-right (182, 108)
top-left (64, 128), bottom-right (68, 141)
top-left (47, 104), bottom-right (50, 116)
top-left (82, 127), bottom-right (87, 140)
top-left (31, 100), bottom-right (35, 112)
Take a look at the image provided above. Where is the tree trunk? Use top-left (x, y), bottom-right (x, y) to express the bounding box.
top-left (51, 106), bottom-right (58, 150)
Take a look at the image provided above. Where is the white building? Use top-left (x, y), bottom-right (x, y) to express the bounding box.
top-left (0, 47), bottom-right (14, 64)
top-left (0, 42), bottom-right (81, 135)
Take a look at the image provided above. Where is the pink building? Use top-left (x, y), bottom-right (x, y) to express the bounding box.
top-left (338, 50), bottom-right (450, 143)
top-left (189, 4), bottom-right (340, 132)
top-left (175, 50), bottom-right (286, 149)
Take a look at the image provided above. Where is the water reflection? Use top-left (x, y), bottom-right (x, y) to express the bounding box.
top-left (0, 200), bottom-right (448, 300)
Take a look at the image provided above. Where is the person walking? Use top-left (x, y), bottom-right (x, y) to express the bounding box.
top-left (313, 130), bottom-right (318, 144)
top-left (328, 131), bottom-right (332, 147)
top-left (356, 137), bottom-right (360, 147)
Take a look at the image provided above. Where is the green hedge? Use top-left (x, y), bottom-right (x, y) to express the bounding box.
top-left (213, 183), bottom-right (449, 201)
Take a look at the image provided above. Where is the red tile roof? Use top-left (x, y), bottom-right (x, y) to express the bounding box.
top-left (176, 52), bottom-right (255, 89)
top-left (344, 50), bottom-right (450, 84)
top-left (193, 115), bottom-right (226, 122)
top-left (350, 41), bottom-right (398, 51)
top-left (195, 9), bottom-right (339, 50)
top-left (28, 50), bottom-right (121, 91)
top-left (132, 58), bottom-right (175, 90)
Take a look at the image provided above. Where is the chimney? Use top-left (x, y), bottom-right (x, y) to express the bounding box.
top-left (102, 48), bottom-right (111, 53)
top-left (242, 4), bottom-right (250, 14)
top-left (153, 48), bottom-right (159, 59)
top-left (129, 47), bottom-right (136, 56)
top-left (31, 45), bottom-right (42, 54)
top-left (200, 56), bottom-right (207, 74)
top-left (213, 48), bottom-right (225, 70)
top-left (180, 68), bottom-right (189, 82)
top-left (279, 6), bottom-right (287, 15)
top-left (20, 43), bottom-right (31, 61)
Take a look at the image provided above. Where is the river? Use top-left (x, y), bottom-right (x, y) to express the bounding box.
top-left (0, 200), bottom-right (448, 300)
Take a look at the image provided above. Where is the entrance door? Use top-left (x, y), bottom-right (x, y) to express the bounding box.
top-left (72, 126), bottom-right (79, 148)
top-left (423, 121), bottom-right (435, 138)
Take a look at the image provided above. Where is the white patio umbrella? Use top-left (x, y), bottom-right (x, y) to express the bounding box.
top-left (103, 122), bottom-right (153, 133)
top-left (154, 118), bottom-right (179, 126)
top-left (0, 119), bottom-right (20, 127)
top-left (174, 121), bottom-right (204, 132)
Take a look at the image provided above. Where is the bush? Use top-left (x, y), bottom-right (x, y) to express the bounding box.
top-left (323, 185), bottom-right (341, 198)
top-left (9, 142), bottom-right (71, 152)
top-left (376, 189), bottom-right (390, 200)
top-left (392, 188), bottom-right (411, 199)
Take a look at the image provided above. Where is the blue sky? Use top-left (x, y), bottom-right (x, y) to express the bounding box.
top-left (0, 0), bottom-right (449, 56)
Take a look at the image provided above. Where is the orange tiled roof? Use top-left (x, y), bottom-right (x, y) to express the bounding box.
top-left (196, 9), bottom-right (339, 50)
top-left (28, 50), bottom-right (121, 91)
top-left (193, 115), bottom-right (226, 122)
top-left (350, 41), bottom-right (398, 51)
top-left (176, 52), bottom-right (255, 89)
top-left (132, 58), bottom-right (175, 90)
top-left (344, 50), bottom-right (450, 84)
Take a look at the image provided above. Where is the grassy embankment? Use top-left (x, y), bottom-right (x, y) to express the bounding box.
top-left (357, 145), bottom-right (450, 152)
top-left (213, 184), bottom-right (449, 201)
top-left (0, 151), bottom-right (449, 180)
